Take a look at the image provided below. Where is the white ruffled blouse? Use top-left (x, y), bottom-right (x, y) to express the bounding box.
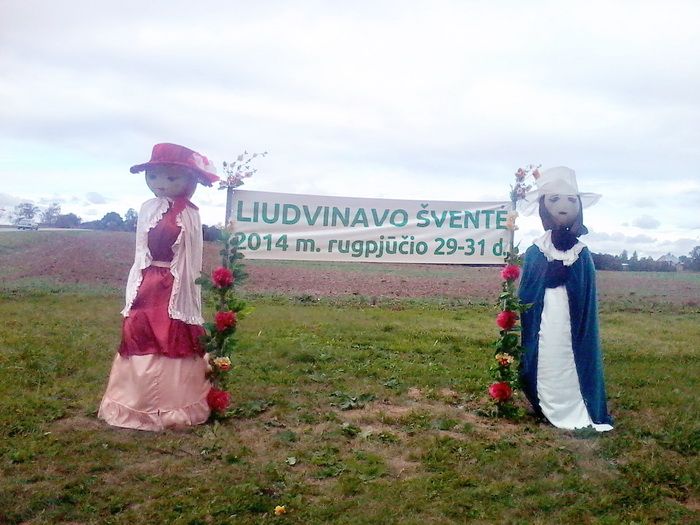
top-left (121, 197), bottom-right (204, 325)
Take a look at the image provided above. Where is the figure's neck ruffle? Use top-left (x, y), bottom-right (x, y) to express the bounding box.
top-left (533, 230), bottom-right (586, 267)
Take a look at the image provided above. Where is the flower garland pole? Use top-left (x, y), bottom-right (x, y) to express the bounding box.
top-left (197, 262), bottom-right (245, 417)
top-left (488, 165), bottom-right (539, 418)
top-left (196, 151), bottom-right (266, 419)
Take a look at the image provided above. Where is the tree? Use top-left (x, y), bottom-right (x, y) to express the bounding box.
top-left (629, 250), bottom-right (639, 270)
top-left (99, 212), bottom-right (124, 231)
top-left (688, 246), bottom-right (700, 272)
top-left (202, 224), bottom-right (222, 242)
top-left (55, 213), bottom-right (82, 229)
top-left (41, 202), bottom-right (61, 225)
top-left (12, 202), bottom-right (40, 224)
top-left (591, 252), bottom-right (622, 271)
top-left (123, 208), bottom-right (138, 232)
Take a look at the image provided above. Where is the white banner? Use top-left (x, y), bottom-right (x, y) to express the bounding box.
top-left (228, 190), bottom-right (512, 264)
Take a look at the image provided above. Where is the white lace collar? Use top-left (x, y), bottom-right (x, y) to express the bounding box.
top-left (533, 230), bottom-right (586, 267)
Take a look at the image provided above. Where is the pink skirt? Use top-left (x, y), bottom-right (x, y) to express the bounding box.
top-left (98, 353), bottom-right (211, 431)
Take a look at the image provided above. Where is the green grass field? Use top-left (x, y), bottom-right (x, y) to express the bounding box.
top-left (1, 285), bottom-right (698, 524)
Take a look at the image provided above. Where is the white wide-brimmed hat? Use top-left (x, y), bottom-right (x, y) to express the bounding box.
top-left (518, 166), bottom-right (601, 215)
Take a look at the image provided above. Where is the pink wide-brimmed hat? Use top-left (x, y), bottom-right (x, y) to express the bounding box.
top-left (130, 143), bottom-right (219, 186)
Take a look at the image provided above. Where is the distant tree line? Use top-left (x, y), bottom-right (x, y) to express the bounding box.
top-left (11, 202), bottom-right (86, 229)
top-left (10, 201), bottom-right (139, 232)
top-left (10, 201), bottom-right (224, 239)
top-left (80, 209), bottom-right (139, 232)
top-left (202, 224), bottom-right (223, 242)
top-left (591, 248), bottom-right (699, 272)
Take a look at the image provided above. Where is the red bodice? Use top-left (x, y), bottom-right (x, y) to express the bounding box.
top-left (119, 200), bottom-right (204, 359)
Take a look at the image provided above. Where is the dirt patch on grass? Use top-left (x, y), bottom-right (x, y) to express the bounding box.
top-left (226, 419), bottom-right (283, 458)
top-left (407, 387), bottom-right (422, 400)
top-left (552, 428), bottom-right (617, 472)
top-left (51, 415), bottom-right (105, 433)
top-left (682, 497), bottom-right (700, 512)
top-left (437, 387), bottom-right (461, 401)
top-left (386, 455), bottom-right (421, 478)
top-left (335, 397), bottom-right (506, 442)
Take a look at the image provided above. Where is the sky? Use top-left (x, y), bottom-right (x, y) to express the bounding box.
top-left (1, 0), bottom-right (699, 258)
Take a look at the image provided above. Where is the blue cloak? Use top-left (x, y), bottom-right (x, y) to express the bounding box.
top-left (518, 244), bottom-right (613, 425)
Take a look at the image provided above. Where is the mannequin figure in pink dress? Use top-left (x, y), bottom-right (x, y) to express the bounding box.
top-left (99, 143), bottom-right (219, 431)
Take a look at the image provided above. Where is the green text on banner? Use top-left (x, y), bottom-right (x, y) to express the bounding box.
top-left (228, 190), bottom-right (511, 264)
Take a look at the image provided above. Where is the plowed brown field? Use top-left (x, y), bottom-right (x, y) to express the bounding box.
top-left (1, 230), bottom-right (699, 307)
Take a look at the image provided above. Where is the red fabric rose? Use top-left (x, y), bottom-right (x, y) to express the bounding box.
top-left (500, 264), bottom-right (521, 281)
top-left (215, 310), bottom-right (237, 332)
top-left (488, 381), bottom-right (513, 402)
top-left (496, 310), bottom-right (518, 330)
top-left (207, 387), bottom-right (231, 412)
top-left (212, 266), bottom-right (234, 288)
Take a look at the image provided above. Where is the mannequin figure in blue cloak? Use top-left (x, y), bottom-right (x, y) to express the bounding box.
top-left (518, 167), bottom-right (613, 431)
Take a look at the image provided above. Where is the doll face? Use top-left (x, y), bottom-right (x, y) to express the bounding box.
top-left (145, 165), bottom-right (197, 198)
top-left (543, 193), bottom-right (580, 227)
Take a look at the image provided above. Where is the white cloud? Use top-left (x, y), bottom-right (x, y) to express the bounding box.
top-left (632, 198), bottom-right (655, 208)
top-left (632, 215), bottom-right (661, 229)
top-left (0, 193), bottom-right (24, 207)
top-left (38, 196), bottom-right (67, 205)
top-left (85, 192), bottom-right (109, 204)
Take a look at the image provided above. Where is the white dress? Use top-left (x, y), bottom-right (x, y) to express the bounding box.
top-left (534, 232), bottom-right (613, 432)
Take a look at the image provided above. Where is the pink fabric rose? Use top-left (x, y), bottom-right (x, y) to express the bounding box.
top-left (212, 267), bottom-right (234, 288)
top-left (500, 264), bottom-right (521, 281)
top-left (215, 310), bottom-right (237, 332)
top-left (207, 387), bottom-right (231, 412)
top-left (488, 381), bottom-right (513, 402)
top-left (496, 310), bottom-right (518, 330)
